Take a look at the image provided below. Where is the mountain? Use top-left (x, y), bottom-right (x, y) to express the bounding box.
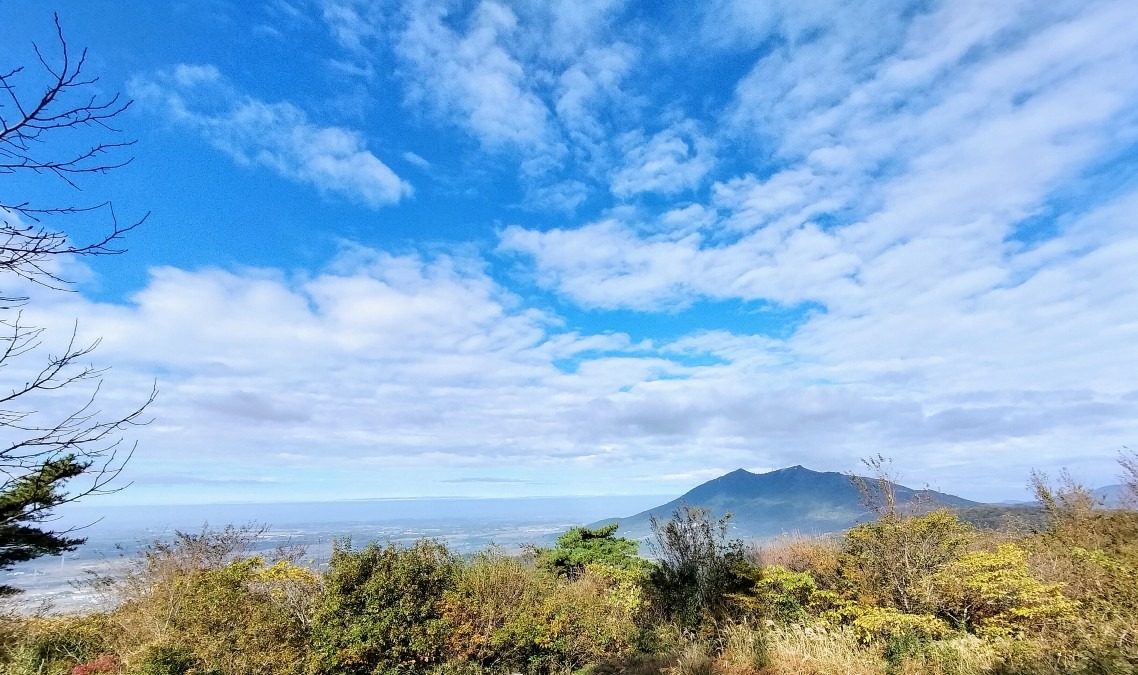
top-left (1092, 484), bottom-right (1128, 508)
top-left (593, 465), bottom-right (979, 542)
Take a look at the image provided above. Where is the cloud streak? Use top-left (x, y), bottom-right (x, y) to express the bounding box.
top-left (130, 64), bottom-right (412, 207)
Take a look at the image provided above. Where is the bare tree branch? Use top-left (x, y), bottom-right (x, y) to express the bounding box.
top-left (0, 13), bottom-right (154, 586)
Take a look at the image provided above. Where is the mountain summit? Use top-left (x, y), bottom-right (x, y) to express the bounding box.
top-left (593, 465), bottom-right (978, 541)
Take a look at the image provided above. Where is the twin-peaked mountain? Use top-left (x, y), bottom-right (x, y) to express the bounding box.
top-left (592, 465), bottom-right (979, 541)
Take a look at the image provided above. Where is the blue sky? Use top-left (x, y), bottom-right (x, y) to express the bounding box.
top-left (2, 0), bottom-right (1137, 505)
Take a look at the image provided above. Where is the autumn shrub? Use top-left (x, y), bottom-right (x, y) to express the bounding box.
top-left (130, 643), bottom-right (202, 675)
top-left (0, 614), bottom-right (111, 675)
top-left (307, 539), bottom-right (458, 675)
top-left (103, 526), bottom-right (316, 675)
top-left (442, 551), bottom-right (547, 670)
top-left (840, 510), bottom-right (973, 613)
top-left (728, 564), bottom-right (817, 624)
top-left (442, 553), bottom-right (643, 674)
top-left (929, 544), bottom-right (1075, 637)
top-left (754, 536), bottom-right (843, 589)
top-left (69, 653), bottom-right (120, 675)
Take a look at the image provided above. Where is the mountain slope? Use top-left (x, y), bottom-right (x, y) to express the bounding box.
top-left (594, 465), bottom-right (979, 541)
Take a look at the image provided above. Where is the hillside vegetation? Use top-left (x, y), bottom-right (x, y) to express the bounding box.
top-left (2, 458), bottom-right (1137, 675)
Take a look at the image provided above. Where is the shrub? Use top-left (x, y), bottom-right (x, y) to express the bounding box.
top-left (844, 607), bottom-right (952, 645)
top-left (840, 510), bottom-right (972, 614)
top-left (0, 615), bottom-right (112, 675)
top-left (104, 526), bottom-right (315, 675)
top-left (70, 653), bottom-right (119, 675)
top-left (132, 644), bottom-right (201, 675)
top-left (930, 544), bottom-right (1076, 637)
top-left (729, 564), bottom-right (817, 624)
top-left (308, 540), bottom-right (458, 675)
top-left (442, 553), bottom-right (642, 673)
top-left (648, 505), bottom-right (750, 627)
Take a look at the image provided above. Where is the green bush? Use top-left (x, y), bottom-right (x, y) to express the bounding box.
top-left (442, 553), bottom-right (642, 673)
top-left (132, 644), bottom-right (202, 675)
top-left (308, 540), bottom-right (458, 675)
top-left (536, 524), bottom-right (649, 579)
top-left (647, 505), bottom-right (750, 627)
top-left (729, 564), bottom-right (817, 624)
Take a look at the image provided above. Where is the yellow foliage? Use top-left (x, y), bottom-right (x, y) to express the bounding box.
top-left (930, 544), bottom-right (1076, 637)
top-left (845, 607), bottom-right (953, 644)
top-left (840, 510), bottom-right (972, 614)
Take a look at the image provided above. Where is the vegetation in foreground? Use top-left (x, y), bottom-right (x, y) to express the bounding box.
top-left (2, 454), bottom-right (1138, 675)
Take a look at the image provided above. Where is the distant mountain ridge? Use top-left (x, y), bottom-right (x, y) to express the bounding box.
top-left (593, 465), bottom-right (979, 541)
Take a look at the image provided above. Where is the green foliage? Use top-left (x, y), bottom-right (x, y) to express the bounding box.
top-left (442, 552), bottom-right (642, 673)
top-left (0, 615), bottom-right (110, 675)
top-left (845, 607), bottom-right (952, 644)
top-left (104, 526), bottom-right (314, 675)
top-left (0, 457), bottom-right (87, 595)
top-left (729, 564), bottom-right (817, 624)
top-left (308, 540), bottom-right (457, 675)
top-left (930, 544), bottom-right (1076, 637)
top-left (648, 505), bottom-right (750, 627)
top-left (132, 644), bottom-right (203, 675)
top-left (840, 510), bottom-right (973, 613)
top-left (536, 524), bottom-right (648, 579)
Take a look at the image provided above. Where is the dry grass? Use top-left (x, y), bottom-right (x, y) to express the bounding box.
top-left (673, 642), bottom-right (714, 675)
top-left (760, 625), bottom-right (883, 675)
top-left (717, 622), bottom-right (768, 674)
top-left (894, 635), bottom-right (997, 675)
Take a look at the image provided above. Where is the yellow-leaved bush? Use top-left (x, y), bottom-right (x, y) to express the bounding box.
top-left (929, 544), bottom-right (1076, 638)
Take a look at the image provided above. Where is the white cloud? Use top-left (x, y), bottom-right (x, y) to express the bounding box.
top-left (21, 1), bottom-right (1135, 504)
top-left (402, 151), bottom-right (430, 169)
top-left (321, 0), bottom-right (384, 54)
top-left (555, 43), bottom-right (637, 140)
top-left (610, 122), bottom-right (715, 198)
top-left (396, 1), bottom-right (554, 154)
top-left (130, 64), bottom-right (412, 207)
top-left (494, 1), bottom-right (1138, 495)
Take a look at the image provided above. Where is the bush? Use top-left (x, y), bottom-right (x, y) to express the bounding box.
top-left (106, 526), bottom-right (315, 675)
top-left (132, 644), bottom-right (201, 675)
top-left (0, 615), bottom-right (111, 675)
top-left (442, 553), bottom-right (642, 673)
top-left (845, 607), bottom-right (952, 645)
top-left (308, 540), bottom-right (457, 675)
top-left (729, 564), bottom-right (817, 624)
top-left (840, 510), bottom-right (972, 614)
top-left (930, 544), bottom-right (1075, 637)
top-left (648, 505), bottom-right (750, 627)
